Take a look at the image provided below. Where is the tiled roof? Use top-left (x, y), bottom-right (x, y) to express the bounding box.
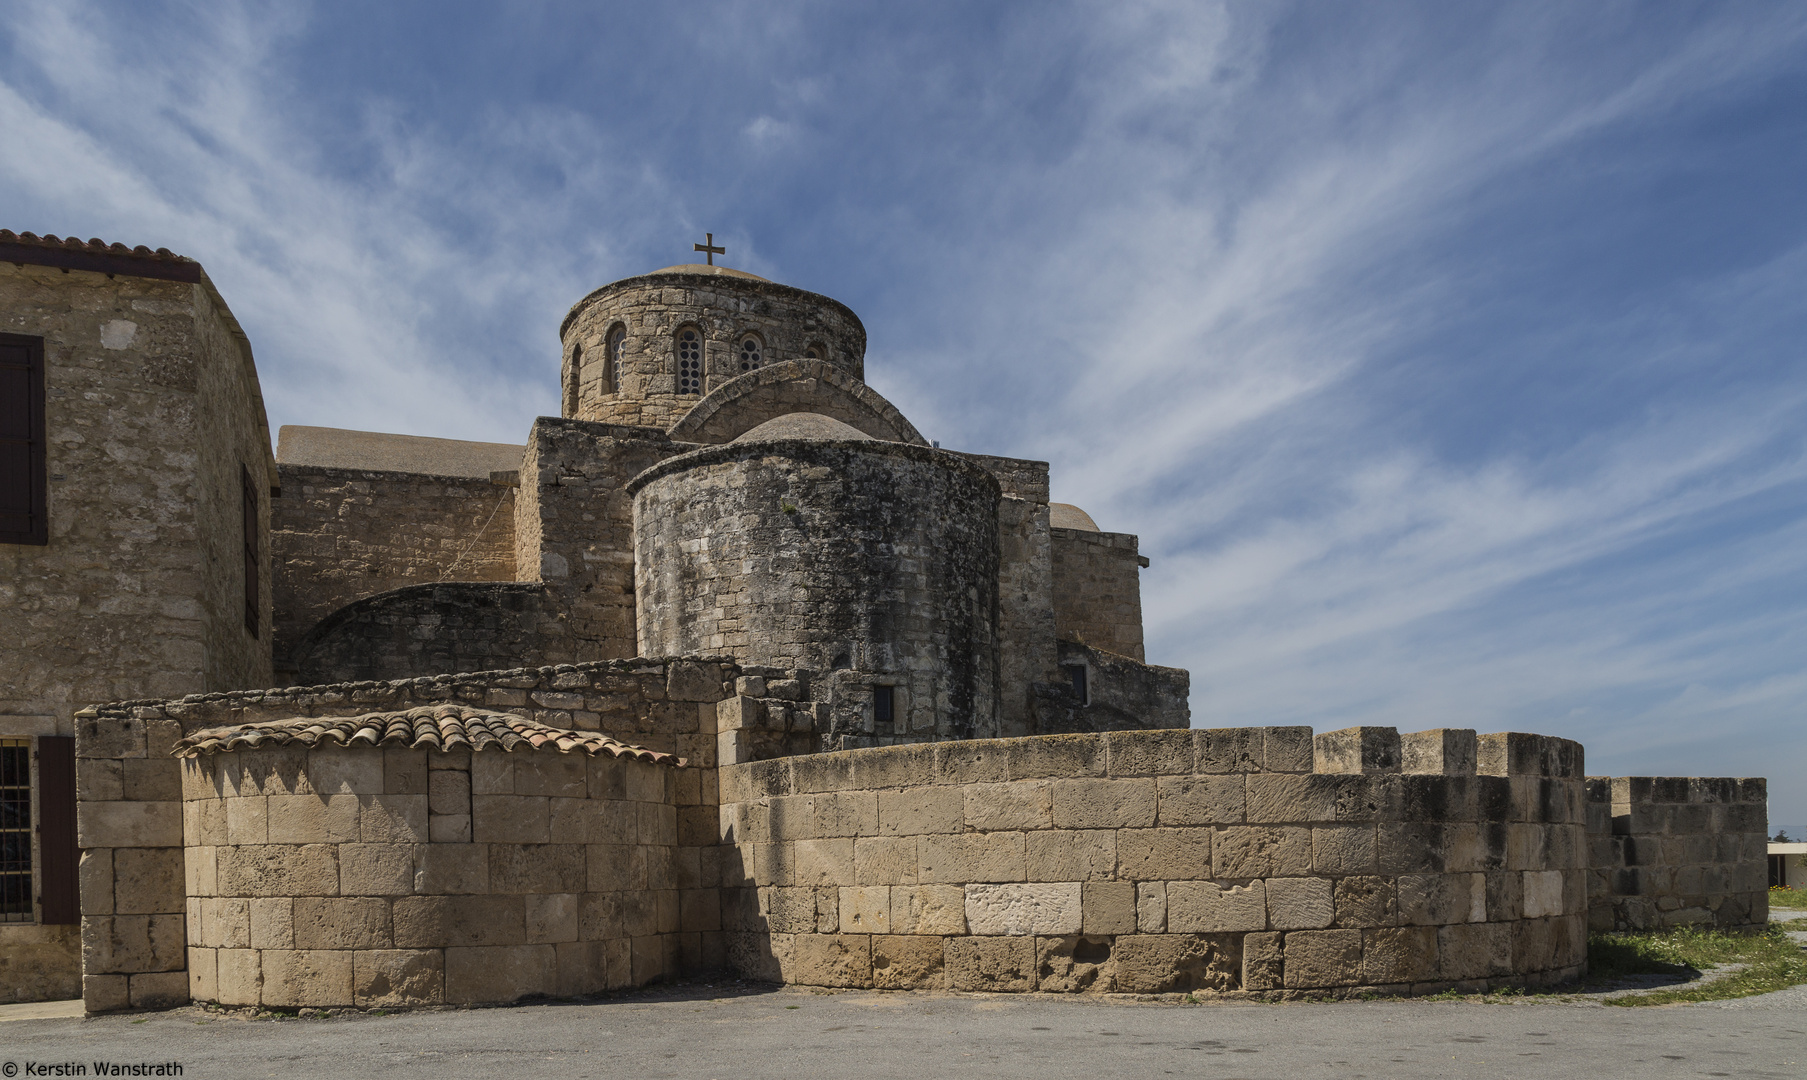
top-left (172, 704), bottom-right (684, 765)
top-left (1, 229), bottom-right (201, 283)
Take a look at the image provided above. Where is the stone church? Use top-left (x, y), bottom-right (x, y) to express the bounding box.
top-left (0, 230), bottom-right (1768, 1013)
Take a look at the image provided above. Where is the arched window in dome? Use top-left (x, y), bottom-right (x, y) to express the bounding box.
top-left (676, 326), bottom-right (703, 394)
top-left (564, 342), bottom-right (582, 416)
top-left (737, 334), bottom-right (764, 373)
top-left (804, 342), bottom-right (825, 361)
top-left (606, 324), bottom-right (626, 394)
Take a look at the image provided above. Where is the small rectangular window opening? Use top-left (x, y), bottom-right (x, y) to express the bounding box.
top-left (873, 685), bottom-right (895, 726)
top-left (0, 334), bottom-right (48, 546)
top-left (242, 464), bottom-right (259, 638)
top-left (1066, 664), bottom-right (1088, 706)
top-left (0, 740), bottom-right (31, 922)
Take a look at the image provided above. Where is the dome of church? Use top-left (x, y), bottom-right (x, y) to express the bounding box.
top-left (733, 412), bottom-right (873, 443)
top-left (1049, 502), bottom-right (1100, 531)
top-left (647, 264), bottom-right (769, 281)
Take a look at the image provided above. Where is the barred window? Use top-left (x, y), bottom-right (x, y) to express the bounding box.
top-left (0, 740), bottom-right (30, 922)
top-left (677, 328), bottom-right (703, 394)
top-left (609, 325), bottom-right (627, 393)
top-left (738, 335), bottom-right (763, 372)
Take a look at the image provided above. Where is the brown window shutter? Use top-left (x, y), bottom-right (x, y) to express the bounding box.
top-left (36, 736), bottom-right (77, 925)
top-left (242, 463), bottom-right (259, 637)
top-left (0, 334), bottom-right (47, 546)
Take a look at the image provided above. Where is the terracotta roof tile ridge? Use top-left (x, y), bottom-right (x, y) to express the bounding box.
top-left (0, 229), bottom-right (188, 261)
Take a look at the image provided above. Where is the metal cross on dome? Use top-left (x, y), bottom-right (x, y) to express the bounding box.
top-left (693, 233), bottom-right (725, 266)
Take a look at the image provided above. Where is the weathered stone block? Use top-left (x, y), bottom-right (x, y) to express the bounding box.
top-left (113, 847), bottom-right (185, 914)
top-left (414, 843), bottom-right (488, 894)
top-left (935, 741), bottom-right (1007, 785)
top-left (81, 850), bottom-right (114, 916)
top-left (1104, 729), bottom-right (1192, 777)
top-left (1136, 881), bottom-right (1166, 932)
top-left (393, 895), bottom-right (526, 948)
top-left (262, 949), bottom-right (356, 1007)
top-left (1312, 826), bottom-right (1377, 876)
top-left (918, 832), bottom-right (1026, 883)
top-left (77, 800), bottom-right (183, 849)
top-left (854, 836), bottom-right (918, 885)
top-left (383, 749), bottom-right (430, 795)
top-left (1112, 934), bottom-right (1242, 993)
top-left (1005, 735), bottom-right (1105, 780)
top-left (472, 794), bottom-right (550, 844)
top-left (1362, 925), bottom-right (1439, 984)
top-left (187, 947), bottom-right (217, 1003)
top-left (946, 936), bottom-right (1036, 991)
top-left (1212, 826), bottom-right (1310, 878)
top-left (1167, 880), bottom-right (1267, 933)
top-left (1400, 729), bottom-right (1477, 776)
top-left (526, 892), bottom-right (581, 943)
top-left (1262, 728), bottom-right (1316, 774)
top-left (122, 758), bottom-right (182, 802)
top-left (964, 882), bottom-right (1082, 935)
top-left (1281, 929), bottom-right (1362, 988)
top-left (293, 897), bottom-right (392, 950)
top-left (1398, 873), bottom-right (1484, 926)
top-left (838, 886), bottom-right (892, 934)
top-left (265, 793), bottom-right (361, 844)
top-left (217, 844), bottom-right (339, 898)
top-left (444, 944), bottom-right (558, 1003)
top-left (668, 660), bottom-right (725, 702)
top-left (1050, 778), bottom-right (1156, 829)
top-left (871, 935), bottom-right (945, 990)
top-left (203, 898), bottom-right (250, 948)
top-left (1116, 828), bottom-right (1212, 880)
top-left (1314, 728), bottom-right (1402, 775)
top-left (813, 790), bottom-right (879, 837)
top-left (964, 781), bottom-right (1052, 831)
top-left (1195, 728), bottom-right (1262, 774)
top-left (309, 749), bottom-right (387, 795)
top-left (877, 786), bottom-right (963, 836)
top-left (789, 933), bottom-right (872, 988)
top-left (1242, 931), bottom-right (1283, 990)
top-left (1155, 775), bottom-right (1243, 826)
top-left (1034, 935), bottom-right (1114, 993)
top-left (1025, 829), bottom-right (1115, 882)
top-left (355, 949), bottom-right (445, 1006)
top-left (214, 948), bottom-right (261, 1006)
top-left (429, 813), bottom-right (472, 843)
top-left (793, 838), bottom-right (856, 887)
top-left (1080, 881), bottom-right (1136, 935)
top-left (489, 843), bottom-right (586, 894)
top-left (1333, 876), bottom-right (1396, 928)
top-left (890, 885), bottom-right (967, 936)
top-left (249, 898), bottom-right (294, 949)
top-left (1438, 922), bottom-right (1512, 980)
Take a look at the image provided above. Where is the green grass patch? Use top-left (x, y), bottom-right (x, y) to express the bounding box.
top-left (1585, 922), bottom-right (1807, 1006)
top-left (1769, 887), bottom-right (1807, 911)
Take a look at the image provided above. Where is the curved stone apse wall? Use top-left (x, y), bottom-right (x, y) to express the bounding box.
top-left (633, 440), bottom-right (1002, 745)
top-left (715, 726), bottom-right (1589, 996)
top-left (178, 726), bottom-right (699, 1009)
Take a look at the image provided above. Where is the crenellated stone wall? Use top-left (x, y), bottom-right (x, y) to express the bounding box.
top-left (714, 726), bottom-right (1591, 997)
top-left (1585, 776), bottom-right (1768, 931)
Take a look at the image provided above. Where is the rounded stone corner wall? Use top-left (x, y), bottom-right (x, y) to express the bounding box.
top-left (176, 712), bottom-right (702, 1010)
top-left (561, 269), bottom-right (868, 430)
top-left (630, 439), bottom-right (1002, 743)
top-left (712, 726), bottom-right (1590, 997)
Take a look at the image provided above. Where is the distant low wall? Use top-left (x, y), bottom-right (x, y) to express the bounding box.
top-left (716, 726), bottom-right (1589, 997)
top-left (1585, 776), bottom-right (1768, 931)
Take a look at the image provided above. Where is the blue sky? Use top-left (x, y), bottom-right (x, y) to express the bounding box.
top-left (3, 1), bottom-right (1804, 824)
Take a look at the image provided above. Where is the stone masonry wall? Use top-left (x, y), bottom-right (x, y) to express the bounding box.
top-left (1034, 641), bottom-right (1189, 735)
top-left (1051, 527), bottom-right (1147, 663)
top-left (963, 454), bottom-right (1057, 740)
top-left (715, 726), bottom-right (1589, 996)
top-left (75, 656), bottom-right (734, 1013)
top-left (663, 361), bottom-right (923, 446)
top-left (272, 464), bottom-right (518, 682)
top-left (562, 270), bottom-right (866, 432)
top-left (633, 440), bottom-right (1001, 743)
top-left (1585, 776), bottom-right (1768, 932)
top-left (180, 744), bottom-right (695, 1008)
top-left (291, 583), bottom-right (558, 685)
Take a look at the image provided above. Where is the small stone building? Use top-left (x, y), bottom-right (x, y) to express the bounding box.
top-left (0, 233), bottom-right (1771, 1012)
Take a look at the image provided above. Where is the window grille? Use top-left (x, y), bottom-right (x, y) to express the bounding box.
top-left (609, 326), bottom-right (627, 392)
top-left (677, 328), bottom-right (702, 394)
top-left (0, 740), bottom-right (30, 922)
top-left (738, 336), bottom-right (763, 372)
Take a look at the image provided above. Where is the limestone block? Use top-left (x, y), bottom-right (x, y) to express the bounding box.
top-left (621, 890), bottom-right (660, 938)
top-left (1242, 773), bottom-right (1341, 824)
top-left (1155, 776), bottom-right (1244, 826)
top-left (429, 770), bottom-right (472, 816)
top-left (1400, 729), bottom-right (1478, 776)
top-left (946, 936), bottom-right (1036, 991)
top-left (918, 832), bottom-right (1026, 884)
top-left (854, 836), bottom-right (918, 885)
top-left (766, 795), bottom-right (815, 842)
top-left (1025, 830), bottom-right (1115, 882)
top-left (415, 843), bottom-right (489, 894)
top-left (1242, 931), bottom-right (1283, 991)
top-left (793, 838), bottom-right (856, 887)
top-left (788, 934), bottom-right (872, 989)
top-left (489, 843), bottom-right (586, 894)
top-left (123, 758), bottom-right (182, 802)
top-left (224, 797), bottom-right (269, 846)
top-left (629, 934), bottom-right (665, 986)
top-left (259, 949), bottom-right (355, 1007)
top-left (742, 843), bottom-right (794, 888)
top-left (1361, 926), bottom-right (1439, 984)
top-left (1050, 778), bottom-right (1156, 830)
top-left (266, 793), bottom-right (361, 845)
top-left (1313, 728), bottom-right (1402, 775)
top-left (1102, 730), bottom-right (1192, 777)
top-left (1213, 826), bottom-right (1311, 879)
top-left (113, 847), bottom-right (185, 914)
top-left (82, 850), bottom-right (115, 916)
top-left (77, 716), bottom-right (145, 760)
top-left (877, 786), bottom-right (963, 836)
top-left (871, 935), bottom-right (945, 990)
top-left (935, 741), bottom-right (1008, 785)
top-left (429, 814), bottom-right (472, 843)
top-left (1081, 881), bottom-right (1136, 935)
top-left (964, 781), bottom-right (1052, 832)
top-left (588, 843), bottom-right (648, 892)
top-left (1437, 922), bottom-right (1512, 980)
top-left (515, 754), bottom-right (588, 799)
top-left (525, 892), bottom-right (580, 943)
top-left (1313, 826), bottom-right (1377, 876)
top-left (445, 943), bottom-right (558, 1003)
top-left (383, 749), bottom-right (430, 795)
top-left (208, 948), bottom-right (259, 1007)
top-left (1281, 929), bottom-right (1363, 988)
top-left (1333, 876), bottom-right (1397, 928)
top-left (623, 761), bottom-right (668, 804)
top-left (1112, 934), bottom-right (1242, 994)
top-left (358, 794), bottom-right (429, 843)
top-left (126, 970), bottom-right (189, 1010)
top-left (473, 795), bottom-right (551, 844)
top-left (668, 660), bottom-right (725, 702)
top-left (555, 940), bottom-right (609, 997)
top-left (392, 895), bottom-right (526, 948)
top-left (638, 802), bottom-right (679, 847)
top-left (718, 696), bottom-right (764, 733)
top-left (837, 886), bottom-right (891, 934)
top-left (78, 800), bottom-right (182, 849)
top-left (1032, 935), bottom-right (1112, 993)
top-left (680, 888), bottom-right (721, 933)
top-left (83, 973), bottom-right (130, 1015)
top-left (471, 750), bottom-right (513, 796)
top-left (335, 844), bottom-right (410, 896)
top-left (1522, 869), bottom-right (1566, 918)
top-left (310, 749), bottom-right (386, 795)
top-left (80, 758), bottom-right (126, 802)
top-left (965, 882), bottom-right (1082, 935)
top-left (1263, 728), bottom-right (1316, 774)
top-left (192, 800), bottom-right (228, 847)
top-left (850, 743), bottom-right (938, 791)
top-left (216, 844), bottom-right (340, 898)
top-left (249, 898), bottom-right (294, 949)
top-left (294, 897), bottom-right (392, 950)
top-left (198, 898), bottom-right (245, 949)
top-left (1376, 823), bottom-right (1446, 875)
top-left (187, 947), bottom-right (217, 1003)
top-left (1136, 882), bottom-right (1166, 932)
top-left (1005, 735), bottom-right (1105, 781)
top-left (1116, 827), bottom-right (1213, 880)
top-left (890, 885), bottom-right (967, 936)
top-left (355, 949), bottom-right (445, 1007)
top-left (1398, 873), bottom-right (1484, 926)
top-left (1167, 880), bottom-right (1268, 933)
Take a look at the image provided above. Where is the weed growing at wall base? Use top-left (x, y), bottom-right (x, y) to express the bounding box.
top-left (1587, 922), bottom-right (1807, 1006)
top-left (1767, 887), bottom-right (1807, 911)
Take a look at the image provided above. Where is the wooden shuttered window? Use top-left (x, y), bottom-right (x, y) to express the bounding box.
top-left (242, 464), bottom-right (259, 637)
top-left (35, 736), bottom-right (77, 925)
top-left (0, 334), bottom-right (47, 546)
